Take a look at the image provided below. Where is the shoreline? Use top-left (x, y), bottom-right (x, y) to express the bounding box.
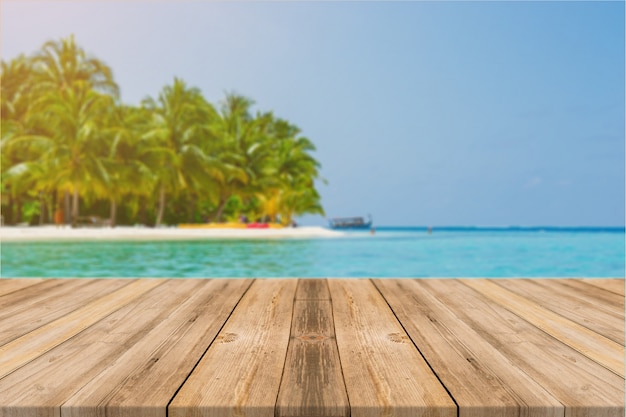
top-left (0, 225), bottom-right (345, 242)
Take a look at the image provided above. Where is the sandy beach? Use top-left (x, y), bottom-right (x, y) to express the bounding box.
top-left (0, 225), bottom-right (344, 242)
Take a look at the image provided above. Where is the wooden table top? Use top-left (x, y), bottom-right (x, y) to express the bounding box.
top-left (0, 278), bottom-right (623, 417)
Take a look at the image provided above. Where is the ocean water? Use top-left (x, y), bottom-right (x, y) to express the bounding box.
top-left (1, 227), bottom-right (624, 278)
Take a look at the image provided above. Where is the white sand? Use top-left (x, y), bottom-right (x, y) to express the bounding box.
top-left (0, 225), bottom-right (344, 242)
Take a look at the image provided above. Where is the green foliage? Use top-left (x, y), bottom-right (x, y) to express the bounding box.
top-left (1, 35), bottom-right (325, 226)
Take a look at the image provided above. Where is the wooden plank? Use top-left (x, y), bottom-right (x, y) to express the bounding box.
top-left (295, 278), bottom-right (330, 300)
top-left (0, 279), bottom-right (206, 417)
top-left (328, 279), bottom-right (456, 417)
top-left (276, 279), bottom-right (349, 417)
top-left (0, 278), bottom-right (622, 417)
top-left (0, 278), bottom-right (164, 379)
top-left (461, 279), bottom-right (625, 378)
top-left (169, 279), bottom-right (298, 417)
top-left (493, 279), bottom-right (624, 345)
top-left (62, 279), bottom-right (252, 417)
top-left (0, 279), bottom-right (78, 312)
top-left (545, 279), bottom-right (624, 317)
top-left (374, 279), bottom-right (563, 417)
top-left (0, 278), bottom-right (45, 296)
top-left (0, 279), bottom-right (131, 345)
top-left (580, 279), bottom-right (624, 296)
top-left (429, 279), bottom-right (624, 417)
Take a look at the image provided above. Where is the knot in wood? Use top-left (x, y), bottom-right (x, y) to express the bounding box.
top-left (218, 332), bottom-right (238, 343)
top-left (387, 332), bottom-right (408, 343)
top-left (296, 332), bottom-right (329, 343)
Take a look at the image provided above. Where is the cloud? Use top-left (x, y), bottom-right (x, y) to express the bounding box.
top-left (524, 176), bottom-right (543, 189)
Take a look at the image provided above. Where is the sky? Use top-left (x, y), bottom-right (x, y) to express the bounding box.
top-left (2, 1), bottom-right (624, 227)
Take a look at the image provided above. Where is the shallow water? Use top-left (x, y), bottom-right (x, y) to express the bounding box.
top-left (2, 228), bottom-right (624, 278)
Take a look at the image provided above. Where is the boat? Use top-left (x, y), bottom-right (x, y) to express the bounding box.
top-left (328, 215), bottom-right (373, 230)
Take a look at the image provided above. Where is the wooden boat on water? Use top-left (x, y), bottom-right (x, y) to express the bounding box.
top-left (328, 215), bottom-right (373, 230)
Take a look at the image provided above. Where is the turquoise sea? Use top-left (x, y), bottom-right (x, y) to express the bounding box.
top-left (1, 227), bottom-right (624, 278)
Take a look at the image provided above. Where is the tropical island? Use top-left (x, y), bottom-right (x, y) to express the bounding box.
top-left (1, 35), bottom-right (325, 228)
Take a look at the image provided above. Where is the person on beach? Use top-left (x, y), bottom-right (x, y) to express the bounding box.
top-left (54, 208), bottom-right (64, 228)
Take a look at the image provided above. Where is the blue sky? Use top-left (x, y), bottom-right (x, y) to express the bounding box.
top-left (2, 1), bottom-right (624, 226)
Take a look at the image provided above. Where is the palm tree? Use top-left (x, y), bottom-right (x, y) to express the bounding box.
top-left (1, 55), bottom-right (34, 120)
top-left (2, 36), bottom-right (327, 227)
top-left (142, 78), bottom-right (223, 226)
top-left (1, 55), bottom-right (55, 224)
top-left (256, 117), bottom-right (324, 224)
top-left (29, 35), bottom-right (119, 226)
top-left (98, 104), bottom-right (157, 227)
top-left (207, 93), bottom-right (276, 222)
top-left (275, 181), bottom-right (325, 225)
top-left (1, 55), bottom-right (34, 224)
top-left (32, 34), bottom-right (118, 97)
top-left (26, 84), bottom-right (115, 225)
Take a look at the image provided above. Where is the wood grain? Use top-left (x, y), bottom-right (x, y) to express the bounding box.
top-left (374, 279), bottom-right (562, 417)
top-left (545, 279), bottom-right (624, 317)
top-left (0, 279), bottom-right (45, 296)
top-left (461, 279), bottom-right (625, 377)
top-left (0, 278), bottom-right (164, 379)
top-left (431, 279), bottom-right (625, 417)
top-left (0, 278), bottom-right (622, 417)
top-left (276, 279), bottom-right (349, 417)
top-left (328, 279), bottom-right (456, 417)
top-left (493, 279), bottom-right (624, 344)
top-left (0, 279), bottom-right (201, 417)
top-left (62, 279), bottom-right (252, 417)
top-left (580, 279), bottom-right (624, 296)
top-left (295, 278), bottom-right (330, 300)
top-left (169, 279), bottom-right (298, 417)
top-left (0, 279), bottom-right (75, 311)
top-left (0, 279), bottom-right (130, 345)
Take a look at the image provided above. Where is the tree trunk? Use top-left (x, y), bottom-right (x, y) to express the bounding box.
top-left (139, 197), bottom-right (147, 226)
top-left (39, 192), bottom-right (46, 225)
top-left (110, 198), bottom-right (117, 228)
top-left (6, 193), bottom-right (14, 225)
top-left (71, 188), bottom-right (79, 228)
top-left (44, 192), bottom-right (53, 224)
top-left (188, 194), bottom-right (196, 223)
top-left (15, 196), bottom-right (22, 224)
top-left (64, 190), bottom-right (71, 225)
top-left (213, 197), bottom-right (228, 223)
top-left (156, 185), bottom-right (166, 227)
top-left (39, 194), bottom-right (44, 225)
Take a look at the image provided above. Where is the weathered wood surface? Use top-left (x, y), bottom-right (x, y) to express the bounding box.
top-left (0, 278), bottom-right (45, 296)
top-left (374, 279), bottom-right (562, 417)
top-left (0, 279), bottom-right (164, 379)
top-left (493, 279), bottom-right (625, 344)
top-left (430, 279), bottom-right (624, 417)
top-left (580, 278), bottom-right (625, 296)
top-left (169, 279), bottom-right (298, 417)
top-left (462, 279), bottom-right (625, 378)
top-left (328, 279), bottom-right (457, 417)
top-left (276, 279), bottom-right (349, 417)
top-left (0, 278), bottom-right (623, 417)
top-left (544, 279), bottom-right (625, 316)
top-left (0, 279), bottom-right (130, 345)
top-left (62, 279), bottom-right (252, 417)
